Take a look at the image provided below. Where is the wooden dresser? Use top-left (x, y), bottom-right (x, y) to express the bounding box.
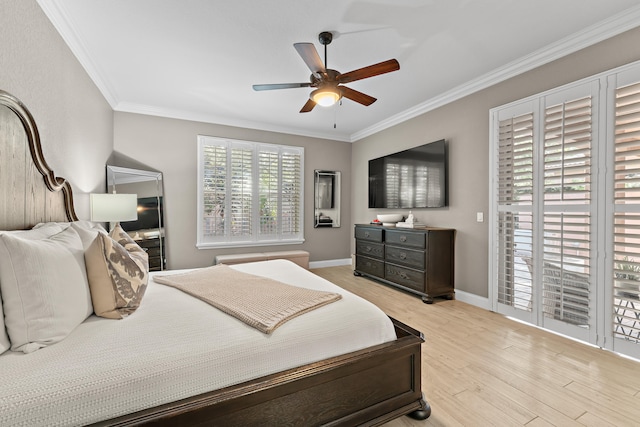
top-left (137, 237), bottom-right (166, 271)
top-left (354, 224), bottom-right (455, 303)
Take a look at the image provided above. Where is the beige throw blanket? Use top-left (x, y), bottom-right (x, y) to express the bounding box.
top-left (153, 264), bottom-right (342, 334)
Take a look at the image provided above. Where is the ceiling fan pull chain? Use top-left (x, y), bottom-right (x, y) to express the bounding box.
top-left (333, 103), bottom-right (336, 129)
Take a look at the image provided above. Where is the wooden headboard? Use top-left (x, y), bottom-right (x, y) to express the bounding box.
top-left (0, 90), bottom-right (78, 230)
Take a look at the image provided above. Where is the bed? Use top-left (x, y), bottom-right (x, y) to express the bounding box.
top-left (0, 89), bottom-right (430, 426)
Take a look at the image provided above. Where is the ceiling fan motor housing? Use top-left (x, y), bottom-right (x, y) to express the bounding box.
top-left (311, 69), bottom-right (340, 86)
top-left (318, 31), bottom-right (333, 45)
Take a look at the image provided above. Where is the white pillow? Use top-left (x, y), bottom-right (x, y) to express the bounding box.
top-left (0, 223), bottom-right (68, 355)
top-left (0, 226), bottom-right (93, 353)
top-left (70, 221), bottom-right (108, 250)
top-left (34, 221), bottom-right (107, 250)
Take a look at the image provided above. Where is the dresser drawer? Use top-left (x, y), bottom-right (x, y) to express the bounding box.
top-left (385, 263), bottom-right (424, 292)
top-left (355, 255), bottom-right (384, 278)
top-left (143, 246), bottom-right (163, 257)
top-left (385, 245), bottom-right (425, 270)
top-left (385, 230), bottom-right (425, 249)
top-left (354, 226), bottom-right (383, 243)
top-left (148, 256), bottom-right (163, 271)
top-left (137, 238), bottom-right (161, 249)
top-left (356, 240), bottom-right (384, 259)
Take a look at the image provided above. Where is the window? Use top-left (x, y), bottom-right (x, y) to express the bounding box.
top-left (197, 136), bottom-right (304, 248)
top-left (490, 60), bottom-right (640, 360)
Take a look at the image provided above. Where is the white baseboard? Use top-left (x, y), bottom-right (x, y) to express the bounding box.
top-left (309, 258), bottom-right (352, 269)
top-left (309, 259), bottom-right (493, 312)
top-left (454, 289), bottom-right (491, 310)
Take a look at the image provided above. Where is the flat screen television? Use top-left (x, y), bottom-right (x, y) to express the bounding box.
top-left (368, 139), bottom-right (448, 209)
top-left (121, 196), bottom-right (163, 232)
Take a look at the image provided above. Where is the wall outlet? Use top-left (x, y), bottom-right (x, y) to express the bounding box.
top-left (476, 212), bottom-right (484, 222)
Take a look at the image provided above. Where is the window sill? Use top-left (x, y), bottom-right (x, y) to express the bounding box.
top-left (196, 239), bottom-right (305, 250)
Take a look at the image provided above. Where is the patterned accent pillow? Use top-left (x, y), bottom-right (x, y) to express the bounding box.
top-left (85, 224), bottom-right (149, 319)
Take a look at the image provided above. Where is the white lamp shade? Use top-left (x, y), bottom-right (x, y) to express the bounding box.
top-left (90, 193), bottom-right (138, 222)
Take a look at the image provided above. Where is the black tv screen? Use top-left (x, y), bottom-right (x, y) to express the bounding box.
top-left (121, 196), bottom-right (163, 232)
top-left (368, 139), bottom-right (447, 209)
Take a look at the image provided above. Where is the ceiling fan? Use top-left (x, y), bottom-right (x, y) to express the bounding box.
top-left (253, 31), bottom-right (400, 113)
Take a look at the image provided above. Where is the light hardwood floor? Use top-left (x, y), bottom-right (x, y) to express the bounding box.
top-left (311, 265), bottom-right (640, 427)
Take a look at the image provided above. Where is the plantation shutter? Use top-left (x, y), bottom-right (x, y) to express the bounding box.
top-left (495, 110), bottom-right (534, 315)
top-left (613, 80), bottom-right (640, 345)
top-left (201, 143), bottom-right (227, 239)
top-left (492, 61), bottom-right (640, 358)
top-left (197, 136), bottom-right (304, 248)
top-left (258, 148), bottom-right (279, 237)
top-left (492, 83), bottom-right (597, 342)
top-left (281, 150), bottom-right (302, 236)
top-left (541, 95), bottom-right (593, 330)
top-left (229, 144), bottom-right (253, 239)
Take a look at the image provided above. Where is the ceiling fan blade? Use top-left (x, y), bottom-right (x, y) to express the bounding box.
top-left (341, 86), bottom-right (377, 106)
top-left (300, 98), bottom-right (316, 113)
top-left (253, 83), bottom-right (311, 91)
top-left (338, 59), bottom-right (400, 84)
top-left (294, 43), bottom-right (326, 77)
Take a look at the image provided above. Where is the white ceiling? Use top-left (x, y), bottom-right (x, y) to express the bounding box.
top-left (39, 0), bottom-right (640, 142)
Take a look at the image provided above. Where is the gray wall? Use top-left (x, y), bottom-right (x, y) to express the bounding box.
top-left (113, 112), bottom-right (352, 269)
top-left (0, 0), bottom-right (113, 218)
top-left (352, 26), bottom-right (640, 299)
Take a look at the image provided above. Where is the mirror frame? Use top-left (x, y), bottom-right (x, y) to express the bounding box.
top-left (314, 170), bottom-right (340, 228)
top-left (106, 165), bottom-right (165, 270)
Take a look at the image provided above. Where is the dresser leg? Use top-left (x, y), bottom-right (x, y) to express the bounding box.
top-left (421, 295), bottom-right (434, 304)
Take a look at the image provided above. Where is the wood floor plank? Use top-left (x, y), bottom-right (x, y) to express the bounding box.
top-left (459, 364), bottom-right (582, 426)
top-left (312, 266), bottom-right (640, 426)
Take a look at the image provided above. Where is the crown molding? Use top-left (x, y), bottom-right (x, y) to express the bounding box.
top-left (350, 4), bottom-right (640, 142)
top-left (114, 102), bottom-right (353, 142)
top-left (37, 0), bottom-right (120, 108)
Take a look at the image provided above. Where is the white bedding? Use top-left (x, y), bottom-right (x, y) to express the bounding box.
top-left (0, 260), bottom-right (396, 426)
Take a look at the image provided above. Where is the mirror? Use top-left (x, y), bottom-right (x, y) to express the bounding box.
top-left (106, 165), bottom-right (166, 271)
top-left (314, 170), bottom-right (340, 228)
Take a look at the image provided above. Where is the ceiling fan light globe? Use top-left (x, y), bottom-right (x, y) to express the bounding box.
top-left (310, 88), bottom-right (341, 107)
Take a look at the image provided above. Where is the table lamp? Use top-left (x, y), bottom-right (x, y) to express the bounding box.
top-left (90, 193), bottom-right (138, 227)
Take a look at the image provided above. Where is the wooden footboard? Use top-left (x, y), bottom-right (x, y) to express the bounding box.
top-left (95, 318), bottom-right (428, 426)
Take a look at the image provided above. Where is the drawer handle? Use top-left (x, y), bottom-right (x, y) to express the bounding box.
top-left (400, 235), bottom-right (407, 242)
top-left (399, 272), bottom-right (408, 280)
top-left (364, 232), bottom-right (370, 238)
top-left (366, 246), bottom-right (372, 252)
top-left (142, 248), bottom-right (149, 252)
top-left (399, 252), bottom-right (407, 260)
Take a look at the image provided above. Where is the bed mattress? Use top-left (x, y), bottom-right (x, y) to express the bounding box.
top-left (0, 260), bottom-right (396, 426)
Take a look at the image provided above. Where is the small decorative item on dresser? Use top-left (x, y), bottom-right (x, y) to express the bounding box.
top-left (376, 214), bottom-right (404, 226)
top-left (396, 211), bottom-right (426, 228)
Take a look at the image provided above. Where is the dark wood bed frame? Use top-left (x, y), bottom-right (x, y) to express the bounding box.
top-left (0, 89), bottom-right (430, 426)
